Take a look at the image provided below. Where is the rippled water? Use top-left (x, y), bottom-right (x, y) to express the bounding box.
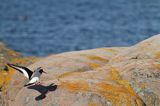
top-left (0, 0), bottom-right (160, 56)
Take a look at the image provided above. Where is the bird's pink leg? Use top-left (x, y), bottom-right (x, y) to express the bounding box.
top-left (35, 82), bottom-right (41, 85)
top-left (35, 82), bottom-right (44, 85)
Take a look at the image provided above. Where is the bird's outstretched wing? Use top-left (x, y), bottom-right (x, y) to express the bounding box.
top-left (7, 63), bottom-right (33, 79)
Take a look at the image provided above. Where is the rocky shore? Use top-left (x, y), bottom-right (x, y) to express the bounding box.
top-left (0, 35), bottom-right (160, 106)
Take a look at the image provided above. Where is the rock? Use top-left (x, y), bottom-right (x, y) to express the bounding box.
top-left (0, 43), bottom-right (37, 105)
top-left (4, 34), bottom-right (160, 106)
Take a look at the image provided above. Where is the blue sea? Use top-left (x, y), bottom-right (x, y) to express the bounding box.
top-left (0, 0), bottom-right (160, 56)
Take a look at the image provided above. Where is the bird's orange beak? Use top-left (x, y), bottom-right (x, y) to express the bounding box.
top-left (43, 71), bottom-right (47, 74)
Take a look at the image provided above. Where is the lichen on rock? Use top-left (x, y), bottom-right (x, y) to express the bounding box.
top-left (1, 34), bottom-right (160, 106)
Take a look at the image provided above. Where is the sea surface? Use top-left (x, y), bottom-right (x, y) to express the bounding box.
top-left (0, 0), bottom-right (160, 56)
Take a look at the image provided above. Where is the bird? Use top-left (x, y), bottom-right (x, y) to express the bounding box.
top-left (7, 63), bottom-right (46, 86)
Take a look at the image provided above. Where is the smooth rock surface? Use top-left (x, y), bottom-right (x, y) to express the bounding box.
top-left (5, 34), bottom-right (160, 106)
top-left (0, 43), bottom-right (37, 106)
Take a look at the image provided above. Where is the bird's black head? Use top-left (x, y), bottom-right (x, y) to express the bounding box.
top-left (38, 68), bottom-right (46, 74)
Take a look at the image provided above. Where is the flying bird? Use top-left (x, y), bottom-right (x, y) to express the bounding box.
top-left (7, 63), bottom-right (46, 86)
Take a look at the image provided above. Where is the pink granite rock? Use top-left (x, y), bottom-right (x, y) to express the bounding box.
top-left (4, 35), bottom-right (160, 106)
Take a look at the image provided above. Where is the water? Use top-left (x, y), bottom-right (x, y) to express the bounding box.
top-left (0, 0), bottom-right (160, 56)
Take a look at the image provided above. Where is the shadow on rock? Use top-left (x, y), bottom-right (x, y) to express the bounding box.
top-left (27, 83), bottom-right (57, 101)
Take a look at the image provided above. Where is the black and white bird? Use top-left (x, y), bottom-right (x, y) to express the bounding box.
top-left (7, 63), bottom-right (46, 86)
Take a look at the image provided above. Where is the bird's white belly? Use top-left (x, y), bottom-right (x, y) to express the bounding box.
top-left (28, 77), bottom-right (39, 84)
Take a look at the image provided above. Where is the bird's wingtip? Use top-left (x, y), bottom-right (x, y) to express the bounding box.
top-left (6, 63), bottom-right (10, 65)
top-left (6, 63), bottom-right (12, 67)
top-left (7, 63), bottom-right (20, 67)
top-left (7, 63), bottom-right (16, 68)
